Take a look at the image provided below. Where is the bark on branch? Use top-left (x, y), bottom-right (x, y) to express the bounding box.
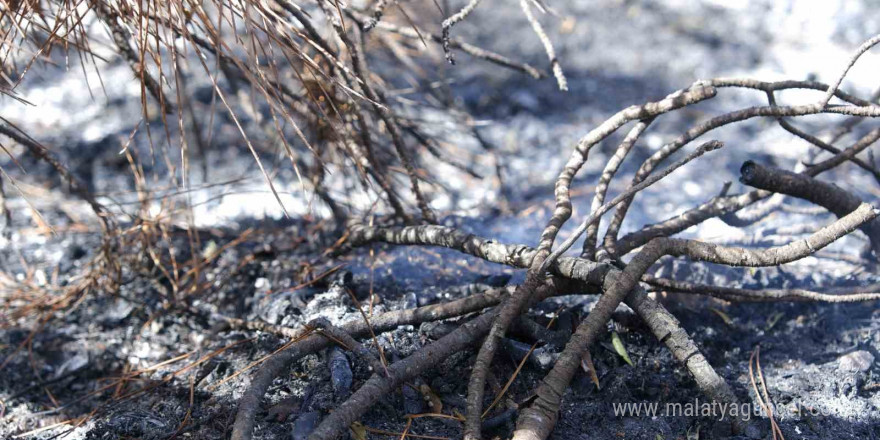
top-left (345, 224), bottom-right (762, 436)
top-left (463, 82), bottom-right (717, 440)
top-left (306, 280), bottom-right (563, 440)
top-left (512, 203), bottom-right (877, 440)
top-left (230, 286), bottom-right (514, 440)
top-left (740, 161), bottom-right (880, 255)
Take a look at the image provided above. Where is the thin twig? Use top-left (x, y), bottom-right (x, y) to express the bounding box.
top-left (519, 0), bottom-right (566, 91)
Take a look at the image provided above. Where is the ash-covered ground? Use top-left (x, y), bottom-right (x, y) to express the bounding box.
top-left (2, 1), bottom-right (880, 439)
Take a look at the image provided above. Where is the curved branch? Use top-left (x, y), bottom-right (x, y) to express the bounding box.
top-left (718, 192), bottom-right (781, 227)
top-left (614, 190), bottom-right (768, 255)
top-left (362, 0), bottom-right (393, 31)
top-left (820, 33), bottom-right (880, 107)
top-left (583, 120), bottom-right (653, 259)
top-left (519, 0), bottom-right (566, 90)
top-left (541, 140), bottom-right (723, 272)
top-left (624, 288), bottom-right (747, 432)
top-left (602, 87), bottom-right (880, 251)
top-left (740, 161), bottom-right (880, 254)
top-left (513, 203), bottom-right (877, 440)
top-left (708, 78), bottom-right (871, 106)
top-left (613, 126), bottom-right (880, 255)
top-left (441, 0), bottom-right (484, 64)
top-left (807, 128), bottom-right (880, 175)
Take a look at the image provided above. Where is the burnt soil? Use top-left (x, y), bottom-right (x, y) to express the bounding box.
top-left (1, 214), bottom-right (879, 440)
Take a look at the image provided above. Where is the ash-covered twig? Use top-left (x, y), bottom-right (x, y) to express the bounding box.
top-left (345, 222), bottom-right (612, 285)
top-left (583, 120), bottom-right (653, 259)
top-left (643, 275), bottom-right (880, 303)
top-left (623, 286), bottom-right (748, 433)
top-left (541, 140), bottom-right (724, 272)
top-left (441, 0), bottom-right (484, 64)
top-left (709, 78), bottom-right (874, 106)
top-left (363, 0), bottom-right (395, 31)
top-left (519, 0), bottom-right (567, 91)
top-left (820, 33), bottom-right (880, 107)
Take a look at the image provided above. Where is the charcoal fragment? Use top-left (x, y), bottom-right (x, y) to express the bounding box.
top-left (480, 273), bottom-right (512, 287)
top-left (329, 347), bottom-right (353, 399)
top-left (402, 381), bottom-right (426, 415)
top-left (500, 338), bottom-right (555, 369)
top-left (481, 407), bottom-right (517, 431)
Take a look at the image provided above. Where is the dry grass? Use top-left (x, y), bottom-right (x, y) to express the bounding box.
top-left (0, 0), bottom-right (551, 389)
top-left (1, 0), bottom-right (551, 227)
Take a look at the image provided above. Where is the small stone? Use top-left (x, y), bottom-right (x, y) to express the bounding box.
top-left (254, 277), bottom-right (270, 290)
top-left (55, 351), bottom-right (88, 378)
top-left (34, 269), bottom-right (47, 286)
top-left (103, 297), bottom-right (135, 324)
top-left (402, 382), bottom-right (425, 415)
top-left (838, 350), bottom-right (874, 372)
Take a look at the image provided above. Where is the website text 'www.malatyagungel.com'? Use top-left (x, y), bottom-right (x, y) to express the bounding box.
top-left (611, 399), bottom-right (832, 421)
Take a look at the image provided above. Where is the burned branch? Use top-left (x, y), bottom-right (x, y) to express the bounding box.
top-left (643, 275), bottom-right (880, 303)
top-left (739, 161), bottom-right (880, 254)
top-left (513, 204), bottom-right (877, 440)
top-left (230, 286), bottom-right (520, 440)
